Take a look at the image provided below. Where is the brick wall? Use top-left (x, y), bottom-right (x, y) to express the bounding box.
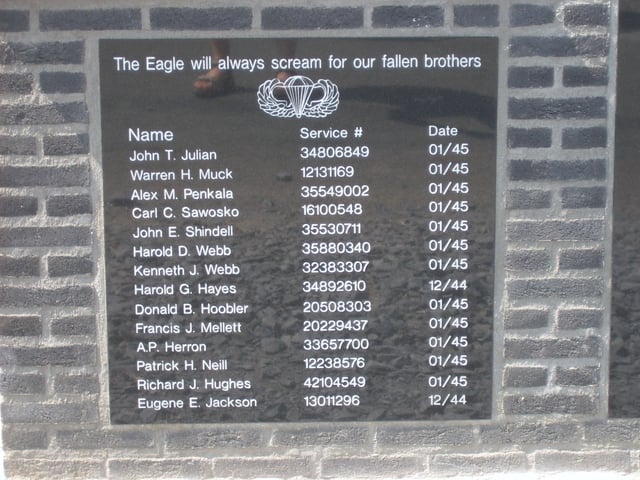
top-left (0, 1), bottom-right (623, 478)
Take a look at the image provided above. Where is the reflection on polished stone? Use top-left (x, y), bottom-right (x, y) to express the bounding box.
top-left (611, 0), bottom-right (640, 418)
top-left (100, 38), bottom-right (497, 423)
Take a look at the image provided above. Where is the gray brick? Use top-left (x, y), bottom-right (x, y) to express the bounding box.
top-left (557, 309), bottom-right (602, 329)
top-left (40, 72), bottom-right (86, 93)
top-left (534, 450), bottom-right (629, 472)
top-left (262, 7), bottom-right (363, 29)
top-left (0, 316), bottom-right (41, 336)
top-left (0, 135), bottom-right (37, 155)
top-left (559, 248), bottom-right (603, 270)
top-left (376, 425), bottom-right (473, 446)
top-left (431, 453), bottom-right (526, 475)
top-left (564, 4), bottom-right (610, 27)
top-left (562, 186), bottom-right (606, 208)
top-left (504, 393), bottom-right (597, 414)
top-left (4, 41), bottom-right (84, 64)
top-left (508, 67), bottom-right (553, 88)
top-left (506, 249), bottom-right (551, 271)
top-left (0, 345), bottom-right (95, 366)
top-left (0, 164), bottom-right (89, 187)
top-left (507, 220), bottom-right (604, 241)
top-left (510, 4), bottom-right (555, 27)
top-left (0, 286), bottom-right (94, 307)
top-left (4, 247), bottom-right (42, 273)
top-left (0, 102), bottom-right (88, 125)
top-left (506, 189), bottom-right (551, 210)
top-left (150, 7), bottom-right (251, 30)
top-left (555, 366), bottom-right (598, 386)
top-left (0, 227), bottom-right (91, 247)
top-left (54, 374), bottom-right (99, 394)
top-left (505, 308), bottom-right (549, 330)
top-left (562, 126), bottom-right (607, 149)
top-left (214, 458), bottom-right (313, 478)
top-left (40, 9), bottom-right (141, 30)
top-left (5, 459), bottom-right (104, 478)
top-left (0, 73), bottom-right (33, 94)
top-left (480, 422), bottom-right (580, 445)
top-left (57, 429), bottom-right (154, 449)
top-left (508, 127), bottom-right (552, 148)
top-left (321, 456), bottom-right (421, 478)
top-left (509, 97), bottom-right (606, 120)
top-left (272, 426), bottom-right (368, 446)
top-left (509, 159), bottom-right (606, 181)
top-left (504, 366), bottom-right (547, 387)
top-left (0, 373), bottom-right (46, 394)
top-left (48, 255), bottom-right (93, 277)
top-left (0, 196), bottom-right (38, 217)
top-left (2, 402), bottom-right (98, 423)
top-left (505, 336), bottom-right (601, 359)
top-left (372, 6), bottom-right (444, 28)
top-left (0, 10), bottom-right (29, 31)
top-left (585, 420), bottom-right (640, 443)
top-left (46, 194), bottom-right (92, 216)
top-left (563, 66), bottom-right (608, 87)
top-left (0, 197), bottom-right (38, 220)
top-left (509, 279), bottom-right (603, 298)
top-left (2, 427), bottom-right (48, 450)
top-left (454, 5), bottom-right (499, 27)
top-left (44, 133), bottom-right (89, 155)
top-left (166, 428), bottom-right (262, 449)
top-left (510, 36), bottom-right (608, 57)
top-left (51, 316), bottom-right (96, 336)
top-left (109, 459), bottom-right (212, 478)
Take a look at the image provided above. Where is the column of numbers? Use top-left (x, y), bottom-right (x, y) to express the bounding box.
top-left (299, 137), bottom-right (371, 409)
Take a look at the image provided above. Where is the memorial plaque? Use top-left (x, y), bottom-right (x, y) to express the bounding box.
top-left (611, 1), bottom-right (640, 417)
top-left (100, 38), bottom-right (497, 423)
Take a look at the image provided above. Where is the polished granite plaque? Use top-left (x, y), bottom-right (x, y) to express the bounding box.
top-left (100, 38), bottom-right (497, 423)
top-left (611, 2), bottom-right (640, 417)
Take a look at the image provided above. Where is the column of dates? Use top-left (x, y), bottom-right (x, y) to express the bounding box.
top-left (299, 129), bottom-right (371, 411)
top-left (425, 124), bottom-right (471, 409)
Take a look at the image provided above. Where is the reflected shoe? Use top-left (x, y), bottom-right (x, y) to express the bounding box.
top-left (276, 69), bottom-right (296, 82)
top-left (193, 70), bottom-right (234, 97)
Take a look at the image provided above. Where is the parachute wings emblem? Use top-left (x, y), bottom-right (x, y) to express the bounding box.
top-left (257, 76), bottom-right (339, 119)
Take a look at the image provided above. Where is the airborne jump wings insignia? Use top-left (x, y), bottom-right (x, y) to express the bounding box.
top-left (257, 76), bottom-right (339, 119)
